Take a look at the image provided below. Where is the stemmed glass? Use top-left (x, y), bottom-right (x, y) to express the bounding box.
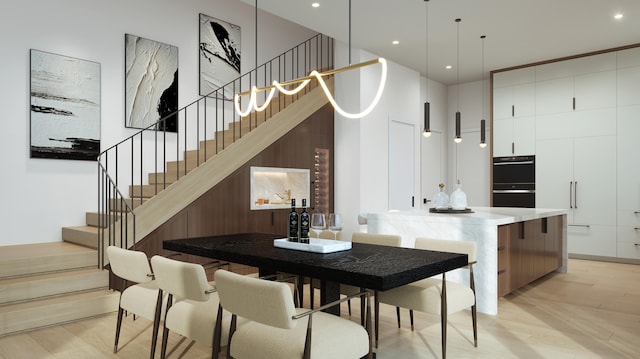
top-left (328, 213), bottom-right (343, 240)
top-left (310, 213), bottom-right (326, 240)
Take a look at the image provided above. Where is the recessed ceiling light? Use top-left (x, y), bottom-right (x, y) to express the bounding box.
top-left (312, 2), bottom-right (320, 8)
top-left (614, 13), bottom-right (623, 20)
top-left (392, 40), bottom-right (399, 45)
top-left (446, 65), bottom-right (452, 69)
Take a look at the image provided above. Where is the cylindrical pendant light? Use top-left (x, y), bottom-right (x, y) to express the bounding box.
top-left (480, 35), bottom-right (487, 148)
top-left (454, 18), bottom-right (462, 144)
top-left (422, 0), bottom-right (431, 138)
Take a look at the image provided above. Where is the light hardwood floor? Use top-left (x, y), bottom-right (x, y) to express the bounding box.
top-left (1, 259), bottom-right (638, 358)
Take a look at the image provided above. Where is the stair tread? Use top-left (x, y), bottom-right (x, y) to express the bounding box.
top-left (0, 268), bottom-right (105, 285)
top-left (0, 242), bottom-right (95, 261)
top-left (0, 289), bottom-right (116, 313)
top-left (63, 226), bottom-right (99, 234)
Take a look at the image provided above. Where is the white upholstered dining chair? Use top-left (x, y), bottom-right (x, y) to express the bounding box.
top-left (107, 246), bottom-right (165, 359)
top-left (150, 255), bottom-right (233, 359)
top-left (214, 269), bottom-right (372, 359)
top-left (377, 237), bottom-right (478, 359)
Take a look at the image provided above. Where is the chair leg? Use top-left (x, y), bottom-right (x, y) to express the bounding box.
top-left (374, 291), bottom-right (379, 349)
top-left (227, 314), bottom-right (237, 359)
top-left (396, 307), bottom-right (401, 328)
top-left (410, 309), bottom-right (414, 331)
top-left (298, 275), bottom-right (305, 307)
top-left (310, 283), bottom-right (315, 309)
top-left (160, 294), bottom-right (173, 359)
top-left (150, 290), bottom-right (164, 359)
top-left (212, 305), bottom-right (223, 359)
top-left (441, 276), bottom-right (448, 359)
top-left (472, 303), bottom-right (478, 347)
top-left (360, 288), bottom-right (366, 326)
top-left (113, 306), bottom-right (124, 353)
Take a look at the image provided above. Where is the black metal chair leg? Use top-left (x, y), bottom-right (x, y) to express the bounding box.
top-left (410, 309), bottom-right (414, 331)
top-left (150, 290), bottom-right (164, 359)
top-left (114, 306), bottom-right (124, 353)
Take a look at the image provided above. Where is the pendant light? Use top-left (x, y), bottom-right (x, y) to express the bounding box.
top-left (422, 0), bottom-right (431, 138)
top-left (480, 35), bottom-right (487, 148)
top-left (454, 18), bottom-right (462, 144)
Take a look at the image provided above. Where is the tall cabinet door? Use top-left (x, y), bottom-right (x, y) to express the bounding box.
top-left (536, 139), bottom-right (574, 222)
top-left (572, 136), bottom-right (616, 226)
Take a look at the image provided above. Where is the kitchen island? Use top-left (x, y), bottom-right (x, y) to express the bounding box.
top-left (366, 207), bottom-right (567, 315)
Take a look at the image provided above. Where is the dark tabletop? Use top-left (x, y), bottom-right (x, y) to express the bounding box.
top-left (163, 232), bottom-right (468, 291)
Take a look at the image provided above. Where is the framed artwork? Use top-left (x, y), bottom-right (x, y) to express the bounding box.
top-left (30, 49), bottom-right (101, 161)
top-left (199, 13), bottom-right (241, 98)
top-left (125, 34), bottom-right (178, 132)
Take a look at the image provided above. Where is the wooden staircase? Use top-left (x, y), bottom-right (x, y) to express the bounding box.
top-left (0, 77), bottom-right (332, 337)
top-left (0, 241), bottom-right (118, 337)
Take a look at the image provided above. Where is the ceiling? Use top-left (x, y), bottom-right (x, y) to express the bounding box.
top-left (240, 0), bottom-right (640, 85)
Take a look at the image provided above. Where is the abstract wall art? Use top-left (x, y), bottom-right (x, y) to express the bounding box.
top-left (199, 13), bottom-right (241, 98)
top-left (30, 49), bottom-right (101, 161)
top-left (125, 34), bottom-right (178, 132)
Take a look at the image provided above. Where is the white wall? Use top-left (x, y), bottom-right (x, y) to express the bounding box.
top-left (447, 80), bottom-right (491, 207)
top-left (333, 43), bottom-right (441, 239)
top-left (0, 0), bottom-right (317, 246)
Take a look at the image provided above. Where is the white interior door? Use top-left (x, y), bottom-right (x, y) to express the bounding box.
top-left (389, 120), bottom-right (415, 210)
top-left (421, 131), bottom-right (443, 208)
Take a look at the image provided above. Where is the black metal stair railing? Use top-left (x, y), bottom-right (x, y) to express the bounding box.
top-left (97, 34), bottom-right (334, 267)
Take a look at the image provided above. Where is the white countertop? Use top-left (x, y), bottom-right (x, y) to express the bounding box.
top-left (367, 207), bottom-right (567, 226)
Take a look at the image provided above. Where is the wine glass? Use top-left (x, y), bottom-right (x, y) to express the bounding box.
top-left (328, 213), bottom-right (343, 240)
top-left (310, 213), bottom-right (326, 240)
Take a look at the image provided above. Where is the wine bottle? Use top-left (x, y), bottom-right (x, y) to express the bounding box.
top-left (288, 199), bottom-right (299, 242)
top-left (299, 199), bottom-right (310, 243)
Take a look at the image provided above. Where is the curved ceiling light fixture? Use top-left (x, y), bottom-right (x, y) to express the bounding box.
top-left (234, 0), bottom-right (387, 119)
top-left (234, 58), bottom-right (387, 119)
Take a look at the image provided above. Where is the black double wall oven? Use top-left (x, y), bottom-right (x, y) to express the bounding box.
top-left (492, 156), bottom-right (535, 208)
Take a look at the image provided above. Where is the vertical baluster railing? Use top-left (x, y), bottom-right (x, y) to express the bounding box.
top-left (98, 34), bottom-right (333, 263)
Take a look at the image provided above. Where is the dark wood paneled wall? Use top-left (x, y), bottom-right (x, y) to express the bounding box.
top-left (133, 103), bottom-right (335, 274)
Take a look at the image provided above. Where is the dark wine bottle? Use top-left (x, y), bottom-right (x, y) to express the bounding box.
top-left (299, 199), bottom-right (310, 243)
top-left (288, 199), bottom-right (299, 242)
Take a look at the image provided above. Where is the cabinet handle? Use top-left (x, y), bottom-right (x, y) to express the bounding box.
top-left (498, 269), bottom-right (507, 275)
top-left (573, 97), bottom-right (576, 110)
top-left (569, 224), bottom-right (590, 228)
top-left (635, 243), bottom-right (640, 246)
top-left (512, 105), bottom-right (515, 117)
top-left (512, 142), bottom-right (515, 154)
top-left (569, 181), bottom-right (573, 209)
top-left (634, 211), bottom-right (640, 214)
top-left (498, 245), bottom-right (506, 251)
top-left (574, 181), bottom-right (578, 209)
top-left (635, 227), bottom-right (640, 231)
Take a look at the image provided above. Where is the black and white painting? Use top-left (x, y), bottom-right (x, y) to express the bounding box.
top-left (30, 49), bottom-right (101, 161)
top-left (125, 34), bottom-right (178, 132)
top-left (199, 13), bottom-right (241, 98)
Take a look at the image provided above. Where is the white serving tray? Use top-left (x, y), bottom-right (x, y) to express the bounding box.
top-left (274, 238), bottom-right (352, 253)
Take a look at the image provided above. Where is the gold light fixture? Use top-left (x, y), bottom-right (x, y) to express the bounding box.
top-left (422, 0), bottom-right (432, 138)
top-left (480, 35), bottom-right (487, 148)
top-left (234, 0), bottom-right (387, 119)
top-left (454, 18), bottom-right (462, 144)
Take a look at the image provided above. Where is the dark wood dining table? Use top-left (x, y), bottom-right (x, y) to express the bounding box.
top-left (162, 232), bottom-right (468, 315)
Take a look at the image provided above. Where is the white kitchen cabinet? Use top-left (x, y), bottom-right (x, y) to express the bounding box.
top-left (495, 47), bottom-right (640, 261)
top-left (535, 71), bottom-right (616, 115)
top-left (492, 83), bottom-right (535, 156)
top-left (536, 135), bottom-right (616, 257)
top-left (616, 105), bottom-right (640, 212)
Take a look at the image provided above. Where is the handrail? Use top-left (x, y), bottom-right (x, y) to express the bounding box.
top-left (97, 34), bottom-right (334, 267)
